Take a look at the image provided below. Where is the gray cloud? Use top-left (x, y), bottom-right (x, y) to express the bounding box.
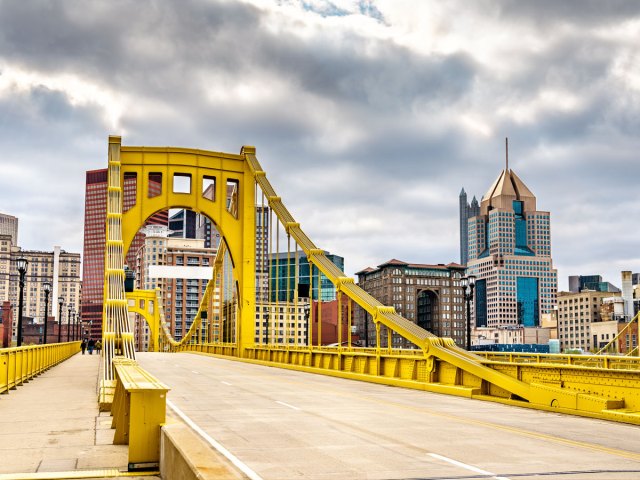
top-left (495, 0), bottom-right (640, 27)
top-left (0, 0), bottom-right (638, 290)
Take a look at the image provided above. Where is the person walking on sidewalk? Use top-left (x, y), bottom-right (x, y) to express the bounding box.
top-left (81, 339), bottom-right (87, 355)
top-left (95, 340), bottom-right (102, 354)
top-left (88, 338), bottom-right (95, 355)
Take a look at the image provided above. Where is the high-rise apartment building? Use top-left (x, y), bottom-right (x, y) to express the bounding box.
top-left (133, 231), bottom-right (216, 346)
top-left (466, 168), bottom-right (557, 330)
top-left (356, 260), bottom-right (466, 347)
top-left (81, 169), bottom-right (167, 340)
top-left (132, 225), bottom-right (169, 350)
top-left (458, 189), bottom-right (479, 266)
top-left (0, 213), bottom-right (18, 244)
top-left (164, 238), bottom-right (215, 340)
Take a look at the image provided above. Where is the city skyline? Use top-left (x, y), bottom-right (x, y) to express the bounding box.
top-left (0, 1), bottom-right (639, 290)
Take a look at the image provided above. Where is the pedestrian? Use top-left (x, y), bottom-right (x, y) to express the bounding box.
top-left (96, 340), bottom-right (102, 354)
top-left (81, 339), bottom-right (87, 355)
top-left (88, 338), bottom-right (95, 355)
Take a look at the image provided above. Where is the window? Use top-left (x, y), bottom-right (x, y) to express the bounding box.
top-left (226, 179), bottom-right (239, 218)
top-left (202, 176), bottom-right (216, 201)
top-left (173, 173), bottom-right (192, 194)
top-left (148, 173), bottom-right (162, 198)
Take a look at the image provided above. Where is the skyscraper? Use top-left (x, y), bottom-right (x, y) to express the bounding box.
top-left (81, 169), bottom-right (167, 339)
top-left (459, 189), bottom-right (479, 266)
top-left (81, 169), bottom-right (108, 340)
top-left (466, 168), bottom-right (557, 329)
top-left (169, 209), bottom-right (197, 239)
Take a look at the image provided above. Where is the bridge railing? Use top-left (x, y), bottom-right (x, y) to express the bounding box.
top-left (475, 351), bottom-right (640, 370)
top-left (0, 342), bottom-right (80, 394)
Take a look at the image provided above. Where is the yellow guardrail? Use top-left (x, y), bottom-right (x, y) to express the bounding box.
top-left (111, 357), bottom-right (170, 471)
top-left (475, 351), bottom-right (640, 370)
top-left (0, 342), bottom-right (80, 394)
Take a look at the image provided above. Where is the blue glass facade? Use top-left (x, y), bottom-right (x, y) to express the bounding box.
top-left (517, 276), bottom-right (539, 326)
top-left (270, 253), bottom-right (344, 302)
top-left (475, 279), bottom-right (487, 327)
top-left (513, 200), bottom-right (534, 256)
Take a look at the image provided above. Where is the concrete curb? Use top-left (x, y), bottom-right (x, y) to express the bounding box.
top-left (160, 423), bottom-right (246, 480)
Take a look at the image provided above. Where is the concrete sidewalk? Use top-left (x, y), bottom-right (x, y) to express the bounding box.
top-left (0, 351), bottom-right (153, 478)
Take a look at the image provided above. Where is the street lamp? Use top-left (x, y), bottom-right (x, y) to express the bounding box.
top-left (43, 282), bottom-right (51, 344)
top-left (462, 275), bottom-right (476, 350)
top-left (58, 296), bottom-right (64, 343)
top-left (304, 303), bottom-right (310, 346)
top-left (16, 257), bottom-right (28, 347)
top-left (67, 305), bottom-right (73, 342)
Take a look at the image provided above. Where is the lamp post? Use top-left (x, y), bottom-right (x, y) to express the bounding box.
top-left (43, 282), bottom-right (51, 344)
top-left (16, 257), bottom-right (28, 347)
top-left (462, 275), bottom-right (476, 350)
top-left (58, 296), bottom-right (64, 343)
top-left (304, 303), bottom-right (310, 346)
top-left (67, 305), bottom-right (73, 342)
top-left (76, 311), bottom-right (81, 340)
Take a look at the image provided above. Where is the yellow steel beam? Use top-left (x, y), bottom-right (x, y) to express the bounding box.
top-left (103, 137), bottom-right (640, 426)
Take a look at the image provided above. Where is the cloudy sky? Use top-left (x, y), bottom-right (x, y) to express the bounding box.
top-left (1, 0), bottom-right (639, 290)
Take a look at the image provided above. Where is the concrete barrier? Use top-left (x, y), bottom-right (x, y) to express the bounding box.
top-left (160, 423), bottom-right (246, 479)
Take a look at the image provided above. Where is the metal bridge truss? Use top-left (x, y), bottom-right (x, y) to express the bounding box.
top-left (102, 136), bottom-right (640, 424)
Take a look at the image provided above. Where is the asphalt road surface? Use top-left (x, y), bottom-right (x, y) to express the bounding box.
top-left (137, 352), bottom-right (640, 480)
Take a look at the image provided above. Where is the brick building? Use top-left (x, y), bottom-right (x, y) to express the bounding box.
top-left (356, 259), bottom-right (466, 347)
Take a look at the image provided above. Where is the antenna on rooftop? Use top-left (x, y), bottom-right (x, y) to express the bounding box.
top-left (505, 137), bottom-right (509, 171)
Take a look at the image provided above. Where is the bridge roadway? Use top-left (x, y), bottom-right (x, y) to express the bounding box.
top-left (138, 352), bottom-right (640, 480)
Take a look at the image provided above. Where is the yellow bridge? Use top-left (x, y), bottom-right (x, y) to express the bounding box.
top-left (1, 136), bottom-right (639, 479)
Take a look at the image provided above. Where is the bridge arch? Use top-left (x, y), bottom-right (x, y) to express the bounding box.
top-left (113, 138), bottom-right (256, 353)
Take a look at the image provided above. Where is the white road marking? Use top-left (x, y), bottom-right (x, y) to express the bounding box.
top-left (428, 453), bottom-right (510, 480)
top-left (276, 401), bottom-right (300, 411)
top-left (167, 400), bottom-right (264, 480)
top-left (192, 370), bottom-right (200, 374)
top-left (221, 381), bottom-right (232, 386)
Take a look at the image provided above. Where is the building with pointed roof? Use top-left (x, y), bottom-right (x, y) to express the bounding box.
top-left (466, 167), bottom-right (557, 332)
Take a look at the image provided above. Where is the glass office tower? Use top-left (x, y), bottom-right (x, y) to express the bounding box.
top-left (466, 168), bottom-right (557, 329)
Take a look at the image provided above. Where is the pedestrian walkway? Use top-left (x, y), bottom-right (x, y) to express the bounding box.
top-left (0, 351), bottom-right (157, 479)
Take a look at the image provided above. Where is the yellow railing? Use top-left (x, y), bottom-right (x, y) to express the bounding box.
top-left (475, 351), bottom-right (640, 370)
top-left (0, 342), bottom-right (80, 394)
